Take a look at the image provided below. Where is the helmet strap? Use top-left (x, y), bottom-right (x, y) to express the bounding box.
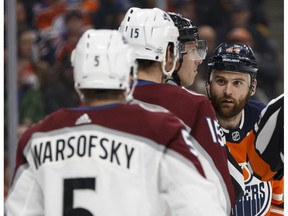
top-left (162, 54), bottom-right (177, 77)
top-left (76, 88), bottom-right (85, 102)
top-left (126, 64), bottom-right (138, 102)
top-left (171, 57), bottom-right (183, 86)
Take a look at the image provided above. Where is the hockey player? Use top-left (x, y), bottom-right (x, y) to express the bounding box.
top-left (5, 29), bottom-right (226, 216)
top-left (206, 42), bottom-right (284, 215)
top-left (165, 12), bottom-right (208, 87)
top-left (119, 7), bottom-right (240, 215)
top-left (166, 12), bottom-right (245, 202)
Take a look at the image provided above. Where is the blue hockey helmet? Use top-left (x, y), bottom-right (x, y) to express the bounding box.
top-left (207, 43), bottom-right (258, 81)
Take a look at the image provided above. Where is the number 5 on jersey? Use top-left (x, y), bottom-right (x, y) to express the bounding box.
top-left (63, 177), bottom-right (96, 216)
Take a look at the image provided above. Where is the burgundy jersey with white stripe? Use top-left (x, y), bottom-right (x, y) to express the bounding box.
top-left (134, 80), bottom-right (244, 214)
top-left (6, 103), bottom-right (226, 216)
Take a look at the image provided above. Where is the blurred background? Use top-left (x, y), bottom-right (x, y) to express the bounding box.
top-left (3, 0), bottom-right (284, 200)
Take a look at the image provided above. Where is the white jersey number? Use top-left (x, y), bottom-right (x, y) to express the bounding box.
top-left (206, 117), bottom-right (225, 147)
top-left (182, 129), bottom-right (199, 156)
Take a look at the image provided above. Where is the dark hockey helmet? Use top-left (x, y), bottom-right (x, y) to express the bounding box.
top-left (166, 12), bottom-right (207, 85)
top-left (168, 12), bottom-right (199, 42)
top-left (207, 43), bottom-right (258, 81)
top-left (167, 12), bottom-right (207, 60)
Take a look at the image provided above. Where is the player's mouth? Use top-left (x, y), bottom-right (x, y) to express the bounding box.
top-left (220, 98), bottom-right (234, 106)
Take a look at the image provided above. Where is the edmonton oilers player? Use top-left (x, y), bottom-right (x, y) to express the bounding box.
top-left (206, 43), bottom-right (284, 216)
top-left (167, 12), bottom-right (245, 204)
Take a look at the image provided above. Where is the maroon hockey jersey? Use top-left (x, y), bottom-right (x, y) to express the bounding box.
top-left (6, 103), bottom-right (227, 215)
top-left (133, 80), bottom-right (244, 214)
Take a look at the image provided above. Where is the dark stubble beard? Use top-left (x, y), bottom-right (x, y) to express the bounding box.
top-left (210, 91), bottom-right (251, 119)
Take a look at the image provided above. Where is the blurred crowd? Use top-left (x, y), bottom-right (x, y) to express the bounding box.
top-left (4, 0), bottom-right (283, 199)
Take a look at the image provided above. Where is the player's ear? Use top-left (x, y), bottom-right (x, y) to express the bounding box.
top-left (250, 79), bottom-right (257, 96)
top-left (166, 44), bottom-right (175, 62)
top-left (205, 82), bottom-right (211, 99)
top-left (164, 44), bottom-right (176, 75)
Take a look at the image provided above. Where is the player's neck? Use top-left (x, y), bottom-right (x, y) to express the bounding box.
top-left (138, 66), bottom-right (163, 83)
top-left (85, 98), bottom-right (126, 107)
top-left (217, 112), bottom-right (242, 130)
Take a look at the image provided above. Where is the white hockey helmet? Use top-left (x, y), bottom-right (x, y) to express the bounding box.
top-left (71, 29), bottom-right (137, 100)
top-left (118, 7), bottom-right (179, 76)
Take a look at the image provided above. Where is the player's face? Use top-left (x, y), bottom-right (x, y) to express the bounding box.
top-left (177, 42), bottom-right (203, 87)
top-left (209, 70), bottom-right (251, 119)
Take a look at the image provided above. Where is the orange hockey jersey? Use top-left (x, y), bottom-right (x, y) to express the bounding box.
top-left (224, 100), bottom-right (284, 216)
